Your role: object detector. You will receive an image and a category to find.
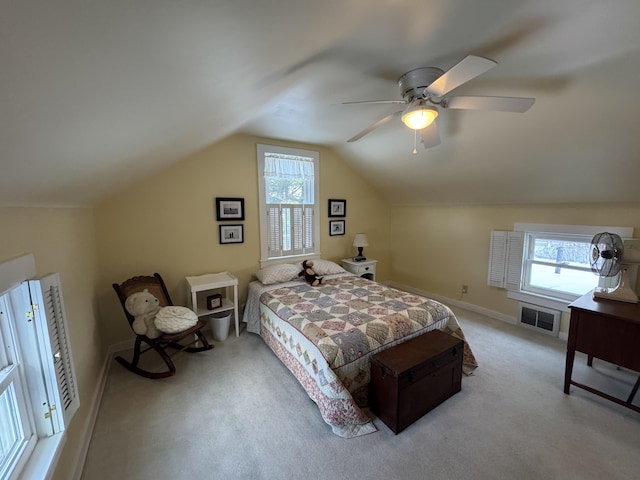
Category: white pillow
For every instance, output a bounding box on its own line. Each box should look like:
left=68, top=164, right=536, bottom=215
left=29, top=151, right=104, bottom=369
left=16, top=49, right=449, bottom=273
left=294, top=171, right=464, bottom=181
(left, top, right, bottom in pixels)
left=308, top=259, right=347, bottom=276
left=254, top=263, right=302, bottom=285
left=154, top=306, right=198, bottom=334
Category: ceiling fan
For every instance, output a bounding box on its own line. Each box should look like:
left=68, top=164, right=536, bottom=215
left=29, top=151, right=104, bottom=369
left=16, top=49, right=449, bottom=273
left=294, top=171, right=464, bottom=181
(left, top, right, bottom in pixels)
left=344, top=55, right=535, bottom=150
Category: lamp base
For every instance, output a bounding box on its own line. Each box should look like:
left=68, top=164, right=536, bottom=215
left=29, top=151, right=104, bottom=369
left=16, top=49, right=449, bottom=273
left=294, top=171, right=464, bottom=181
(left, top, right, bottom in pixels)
left=353, top=256, right=367, bottom=262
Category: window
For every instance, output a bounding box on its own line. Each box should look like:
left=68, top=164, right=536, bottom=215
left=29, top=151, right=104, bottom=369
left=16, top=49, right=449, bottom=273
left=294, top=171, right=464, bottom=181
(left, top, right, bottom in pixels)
left=0, top=256, right=78, bottom=480
left=489, top=224, right=634, bottom=304
left=257, top=144, right=320, bottom=263
left=0, top=294, right=37, bottom=480
left=522, top=232, right=599, bottom=300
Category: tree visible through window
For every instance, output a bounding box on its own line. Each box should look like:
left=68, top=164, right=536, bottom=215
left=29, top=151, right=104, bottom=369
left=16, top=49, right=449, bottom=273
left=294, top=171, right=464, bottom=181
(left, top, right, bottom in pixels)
left=257, top=144, right=319, bottom=261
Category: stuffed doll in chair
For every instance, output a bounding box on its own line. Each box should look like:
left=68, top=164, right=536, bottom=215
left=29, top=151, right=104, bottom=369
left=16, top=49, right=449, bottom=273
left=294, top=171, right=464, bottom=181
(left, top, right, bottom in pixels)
left=125, top=290, right=198, bottom=339
left=125, top=289, right=162, bottom=339
left=299, top=259, right=326, bottom=287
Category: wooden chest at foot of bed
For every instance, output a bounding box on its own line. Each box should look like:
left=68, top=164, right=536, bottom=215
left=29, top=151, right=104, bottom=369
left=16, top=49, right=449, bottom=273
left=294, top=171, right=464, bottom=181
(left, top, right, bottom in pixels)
left=369, top=329, right=463, bottom=434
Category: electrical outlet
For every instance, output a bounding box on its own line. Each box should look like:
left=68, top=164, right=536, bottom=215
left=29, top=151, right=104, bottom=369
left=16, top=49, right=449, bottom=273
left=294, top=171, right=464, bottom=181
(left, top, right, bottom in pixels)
left=461, top=284, right=468, bottom=294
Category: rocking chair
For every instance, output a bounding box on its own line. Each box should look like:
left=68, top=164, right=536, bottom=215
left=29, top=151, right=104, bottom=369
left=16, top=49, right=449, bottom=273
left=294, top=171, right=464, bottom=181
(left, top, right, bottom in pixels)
left=113, top=273, right=212, bottom=379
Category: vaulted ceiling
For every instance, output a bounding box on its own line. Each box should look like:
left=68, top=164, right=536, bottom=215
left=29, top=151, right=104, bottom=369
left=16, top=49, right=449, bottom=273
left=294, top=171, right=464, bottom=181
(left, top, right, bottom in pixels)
left=2, top=0, right=640, bottom=207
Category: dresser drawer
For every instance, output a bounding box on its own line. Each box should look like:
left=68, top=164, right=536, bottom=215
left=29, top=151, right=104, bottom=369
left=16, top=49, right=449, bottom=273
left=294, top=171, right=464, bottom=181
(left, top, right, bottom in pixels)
left=350, top=263, right=374, bottom=275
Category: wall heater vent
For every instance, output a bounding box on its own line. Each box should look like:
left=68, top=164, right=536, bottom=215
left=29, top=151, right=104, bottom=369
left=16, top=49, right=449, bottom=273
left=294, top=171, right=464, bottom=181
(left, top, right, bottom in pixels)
left=518, top=303, right=560, bottom=336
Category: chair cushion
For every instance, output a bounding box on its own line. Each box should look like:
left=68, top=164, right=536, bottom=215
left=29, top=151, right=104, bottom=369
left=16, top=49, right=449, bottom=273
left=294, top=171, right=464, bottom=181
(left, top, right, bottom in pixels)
left=155, top=306, right=198, bottom=334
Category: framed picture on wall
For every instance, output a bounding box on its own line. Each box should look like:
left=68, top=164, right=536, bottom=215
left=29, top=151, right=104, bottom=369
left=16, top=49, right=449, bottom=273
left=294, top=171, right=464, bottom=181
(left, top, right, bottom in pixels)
left=216, top=197, right=245, bottom=221
left=219, top=224, right=244, bottom=244
left=329, top=220, right=345, bottom=236
left=328, top=199, right=346, bottom=217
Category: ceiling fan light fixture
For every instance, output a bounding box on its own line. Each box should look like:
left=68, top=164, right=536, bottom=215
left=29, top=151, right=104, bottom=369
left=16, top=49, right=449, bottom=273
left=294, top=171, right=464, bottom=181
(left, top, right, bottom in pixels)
left=401, top=105, right=438, bottom=130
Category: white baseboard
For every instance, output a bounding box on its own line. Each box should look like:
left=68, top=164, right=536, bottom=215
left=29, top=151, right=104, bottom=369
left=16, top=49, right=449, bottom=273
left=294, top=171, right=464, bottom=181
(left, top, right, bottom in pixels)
left=71, top=342, right=132, bottom=480
left=109, top=338, right=135, bottom=354
left=385, top=281, right=570, bottom=342
left=385, top=281, right=518, bottom=325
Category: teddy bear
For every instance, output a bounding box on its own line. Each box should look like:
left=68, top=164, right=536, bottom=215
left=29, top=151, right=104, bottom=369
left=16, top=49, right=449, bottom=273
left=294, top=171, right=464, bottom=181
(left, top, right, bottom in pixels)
left=125, top=289, right=162, bottom=339
left=299, top=259, right=326, bottom=286
left=125, top=290, right=199, bottom=338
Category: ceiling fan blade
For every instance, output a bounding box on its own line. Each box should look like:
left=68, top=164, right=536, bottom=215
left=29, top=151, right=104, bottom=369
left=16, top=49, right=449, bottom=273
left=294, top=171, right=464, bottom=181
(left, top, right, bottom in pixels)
left=342, top=100, right=406, bottom=105
left=420, top=121, right=441, bottom=148
left=347, top=111, right=402, bottom=142
left=444, top=95, right=535, bottom=112
left=425, top=55, right=497, bottom=97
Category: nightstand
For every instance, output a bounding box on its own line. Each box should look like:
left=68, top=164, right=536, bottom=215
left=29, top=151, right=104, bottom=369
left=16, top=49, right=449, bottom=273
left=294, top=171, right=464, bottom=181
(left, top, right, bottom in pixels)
left=341, top=258, right=377, bottom=281
left=186, top=272, right=239, bottom=337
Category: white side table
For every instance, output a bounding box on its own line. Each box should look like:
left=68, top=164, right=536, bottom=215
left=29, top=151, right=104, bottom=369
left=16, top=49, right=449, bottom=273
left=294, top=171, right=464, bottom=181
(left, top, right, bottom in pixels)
left=186, top=272, right=239, bottom=337
left=341, top=258, right=378, bottom=281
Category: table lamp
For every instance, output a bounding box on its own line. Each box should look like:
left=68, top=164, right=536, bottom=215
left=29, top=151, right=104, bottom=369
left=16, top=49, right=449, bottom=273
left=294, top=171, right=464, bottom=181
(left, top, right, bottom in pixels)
left=353, top=233, right=369, bottom=262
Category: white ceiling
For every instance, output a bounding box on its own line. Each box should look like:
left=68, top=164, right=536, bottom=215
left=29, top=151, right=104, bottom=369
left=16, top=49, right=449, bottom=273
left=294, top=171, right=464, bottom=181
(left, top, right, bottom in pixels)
left=2, top=0, right=640, bottom=207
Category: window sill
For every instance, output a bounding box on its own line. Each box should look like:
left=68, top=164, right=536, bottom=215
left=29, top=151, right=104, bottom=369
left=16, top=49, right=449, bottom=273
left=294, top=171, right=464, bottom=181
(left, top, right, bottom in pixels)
left=259, top=253, right=320, bottom=269
left=507, top=290, right=574, bottom=312
left=17, top=433, right=65, bottom=480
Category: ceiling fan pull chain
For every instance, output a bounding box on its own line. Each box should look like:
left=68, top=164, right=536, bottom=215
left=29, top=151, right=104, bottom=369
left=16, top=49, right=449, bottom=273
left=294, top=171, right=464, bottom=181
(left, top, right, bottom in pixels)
left=413, top=129, right=418, bottom=155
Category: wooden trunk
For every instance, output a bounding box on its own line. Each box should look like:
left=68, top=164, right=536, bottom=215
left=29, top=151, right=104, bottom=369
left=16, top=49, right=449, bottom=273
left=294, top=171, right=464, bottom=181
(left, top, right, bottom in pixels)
left=369, top=329, right=463, bottom=434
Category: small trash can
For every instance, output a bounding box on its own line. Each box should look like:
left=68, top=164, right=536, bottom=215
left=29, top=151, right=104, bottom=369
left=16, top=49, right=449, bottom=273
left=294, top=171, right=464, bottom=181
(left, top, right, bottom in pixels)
left=209, top=311, right=231, bottom=341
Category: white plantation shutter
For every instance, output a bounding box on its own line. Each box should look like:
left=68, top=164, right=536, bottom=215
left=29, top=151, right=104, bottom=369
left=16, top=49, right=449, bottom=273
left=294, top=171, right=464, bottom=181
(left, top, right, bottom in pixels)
left=0, top=257, right=78, bottom=478
left=303, top=205, right=314, bottom=250
left=488, top=230, right=524, bottom=290
left=505, top=231, right=524, bottom=291
left=267, top=205, right=282, bottom=256
left=267, top=204, right=314, bottom=257
left=292, top=206, right=303, bottom=252
left=258, top=143, right=320, bottom=263
left=27, top=274, right=79, bottom=433
left=488, top=231, right=507, bottom=287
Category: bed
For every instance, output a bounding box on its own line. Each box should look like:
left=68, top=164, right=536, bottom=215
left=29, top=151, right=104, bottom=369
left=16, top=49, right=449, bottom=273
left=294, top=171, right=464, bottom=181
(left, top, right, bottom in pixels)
left=244, top=260, right=478, bottom=438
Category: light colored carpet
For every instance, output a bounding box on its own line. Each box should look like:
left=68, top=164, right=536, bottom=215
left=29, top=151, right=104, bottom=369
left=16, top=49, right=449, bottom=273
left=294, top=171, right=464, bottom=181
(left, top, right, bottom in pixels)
left=82, top=307, right=640, bottom=480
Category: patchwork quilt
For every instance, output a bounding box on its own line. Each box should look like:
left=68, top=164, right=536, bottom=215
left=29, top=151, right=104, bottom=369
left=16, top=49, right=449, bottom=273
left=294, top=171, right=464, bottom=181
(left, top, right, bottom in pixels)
left=258, top=275, right=478, bottom=438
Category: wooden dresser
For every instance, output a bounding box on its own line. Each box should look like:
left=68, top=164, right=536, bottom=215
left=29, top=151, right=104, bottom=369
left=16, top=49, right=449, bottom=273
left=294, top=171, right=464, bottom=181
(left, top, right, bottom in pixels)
left=565, top=292, right=640, bottom=412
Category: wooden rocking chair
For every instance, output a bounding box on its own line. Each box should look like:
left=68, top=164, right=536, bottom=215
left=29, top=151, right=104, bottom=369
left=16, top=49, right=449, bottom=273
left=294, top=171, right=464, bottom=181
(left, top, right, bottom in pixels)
left=113, top=273, right=213, bottom=379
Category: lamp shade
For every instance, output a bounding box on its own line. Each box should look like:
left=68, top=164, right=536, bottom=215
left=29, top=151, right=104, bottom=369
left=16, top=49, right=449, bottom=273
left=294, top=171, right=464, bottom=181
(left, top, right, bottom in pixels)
left=353, top=233, right=369, bottom=248
left=401, top=105, right=438, bottom=130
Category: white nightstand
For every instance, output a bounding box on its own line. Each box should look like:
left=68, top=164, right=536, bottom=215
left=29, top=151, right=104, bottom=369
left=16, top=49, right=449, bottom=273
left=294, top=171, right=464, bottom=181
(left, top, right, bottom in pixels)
left=186, top=272, right=239, bottom=337
left=341, top=258, right=378, bottom=281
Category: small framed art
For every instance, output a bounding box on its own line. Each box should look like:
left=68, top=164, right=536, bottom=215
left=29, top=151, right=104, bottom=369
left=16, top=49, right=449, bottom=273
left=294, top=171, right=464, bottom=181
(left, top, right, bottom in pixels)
left=329, top=220, right=345, bottom=236
left=328, top=199, right=346, bottom=217
left=219, top=224, right=244, bottom=244
left=216, top=197, right=245, bottom=221
left=206, top=293, right=222, bottom=310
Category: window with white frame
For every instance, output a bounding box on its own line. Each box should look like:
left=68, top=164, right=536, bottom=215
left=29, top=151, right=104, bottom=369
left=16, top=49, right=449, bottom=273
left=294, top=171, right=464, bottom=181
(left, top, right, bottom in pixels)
left=489, top=224, right=634, bottom=303
left=0, top=294, right=37, bottom=480
left=522, top=231, right=600, bottom=300
left=257, top=144, right=320, bottom=263
left=0, top=256, right=79, bottom=480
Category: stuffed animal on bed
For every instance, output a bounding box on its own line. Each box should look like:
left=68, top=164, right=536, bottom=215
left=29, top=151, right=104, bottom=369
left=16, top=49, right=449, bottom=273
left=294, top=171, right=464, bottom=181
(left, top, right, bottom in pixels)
left=299, top=259, right=326, bottom=286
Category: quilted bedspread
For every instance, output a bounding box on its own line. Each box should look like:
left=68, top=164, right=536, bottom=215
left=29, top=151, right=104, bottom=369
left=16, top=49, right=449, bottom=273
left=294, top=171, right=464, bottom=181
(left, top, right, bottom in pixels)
left=258, top=275, right=478, bottom=437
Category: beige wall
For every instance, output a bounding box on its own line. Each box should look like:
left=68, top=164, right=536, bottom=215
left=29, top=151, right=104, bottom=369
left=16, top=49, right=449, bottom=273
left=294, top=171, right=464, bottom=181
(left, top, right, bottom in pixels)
left=390, top=203, right=640, bottom=332
left=94, top=133, right=391, bottom=346
left=9, top=135, right=636, bottom=478
left=0, top=207, right=103, bottom=480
